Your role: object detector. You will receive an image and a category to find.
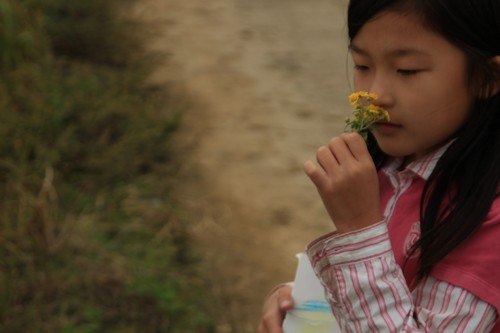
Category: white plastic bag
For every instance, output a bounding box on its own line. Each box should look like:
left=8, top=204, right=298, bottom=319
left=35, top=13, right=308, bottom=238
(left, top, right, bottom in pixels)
left=283, top=253, right=341, bottom=333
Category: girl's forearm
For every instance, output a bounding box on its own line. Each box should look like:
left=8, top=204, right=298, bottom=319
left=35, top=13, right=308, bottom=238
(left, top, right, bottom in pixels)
left=306, top=223, right=497, bottom=332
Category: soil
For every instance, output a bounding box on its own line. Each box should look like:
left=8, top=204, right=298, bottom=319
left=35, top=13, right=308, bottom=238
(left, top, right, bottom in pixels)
left=134, top=1, right=350, bottom=331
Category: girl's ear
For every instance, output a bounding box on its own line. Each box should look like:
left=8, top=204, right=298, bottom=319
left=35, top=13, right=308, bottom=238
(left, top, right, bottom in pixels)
left=479, top=56, right=500, bottom=99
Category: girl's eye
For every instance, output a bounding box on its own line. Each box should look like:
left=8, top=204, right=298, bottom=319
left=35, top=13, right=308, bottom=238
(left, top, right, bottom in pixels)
left=397, top=69, right=421, bottom=76
left=354, top=65, right=369, bottom=71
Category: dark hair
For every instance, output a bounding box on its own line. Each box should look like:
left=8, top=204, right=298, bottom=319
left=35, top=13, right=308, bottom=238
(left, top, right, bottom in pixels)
left=348, top=0, right=500, bottom=280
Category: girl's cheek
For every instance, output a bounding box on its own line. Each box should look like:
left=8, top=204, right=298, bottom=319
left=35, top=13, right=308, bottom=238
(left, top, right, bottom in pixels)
left=352, top=77, right=362, bottom=90
left=355, top=84, right=369, bottom=91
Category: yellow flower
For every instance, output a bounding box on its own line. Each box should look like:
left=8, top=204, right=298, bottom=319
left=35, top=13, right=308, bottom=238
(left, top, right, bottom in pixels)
left=349, top=91, right=378, bottom=104
left=348, top=92, right=359, bottom=106
left=344, top=91, right=390, bottom=139
left=359, top=91, right=378, bottom=100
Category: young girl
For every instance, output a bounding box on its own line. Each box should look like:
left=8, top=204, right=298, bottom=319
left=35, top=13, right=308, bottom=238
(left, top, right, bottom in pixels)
left=259, top=0, right=500, bottom=332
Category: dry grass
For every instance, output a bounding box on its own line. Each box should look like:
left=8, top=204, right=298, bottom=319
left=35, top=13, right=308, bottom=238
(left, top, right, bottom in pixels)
left=0, top=0, right=214, bottom=331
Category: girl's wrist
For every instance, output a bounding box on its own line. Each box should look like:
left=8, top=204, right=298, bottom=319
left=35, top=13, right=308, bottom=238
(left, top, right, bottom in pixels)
left=333, top=211, right=383, bottom=234
left=335, top=217, right=385, bottom=235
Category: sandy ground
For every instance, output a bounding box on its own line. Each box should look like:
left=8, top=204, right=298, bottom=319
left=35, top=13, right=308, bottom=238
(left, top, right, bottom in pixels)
left=135, top=0, right=350, bottom=331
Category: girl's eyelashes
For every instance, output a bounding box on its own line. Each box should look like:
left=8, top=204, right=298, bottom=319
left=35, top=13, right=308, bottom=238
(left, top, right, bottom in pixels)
left=353, top=65, right=425, bottom=75
left=354, top=64, right=369, bottom=71
left=397, top=69, right=423, bottom=76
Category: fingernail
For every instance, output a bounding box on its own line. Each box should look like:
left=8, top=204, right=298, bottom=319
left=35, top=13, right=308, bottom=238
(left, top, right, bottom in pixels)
left=280, top=300, right=291, bottom=308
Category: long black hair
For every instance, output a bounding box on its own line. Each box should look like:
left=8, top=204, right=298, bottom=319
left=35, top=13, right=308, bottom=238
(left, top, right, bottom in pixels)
left=347, top=0, right=500, bottom=280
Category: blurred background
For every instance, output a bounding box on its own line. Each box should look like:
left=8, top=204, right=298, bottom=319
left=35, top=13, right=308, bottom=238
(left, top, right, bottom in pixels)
left=0, top=0, right=349, bottom=332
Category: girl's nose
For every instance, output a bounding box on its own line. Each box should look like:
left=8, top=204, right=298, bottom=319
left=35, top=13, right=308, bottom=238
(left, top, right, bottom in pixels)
left=369, top=76, right=394, bottom=108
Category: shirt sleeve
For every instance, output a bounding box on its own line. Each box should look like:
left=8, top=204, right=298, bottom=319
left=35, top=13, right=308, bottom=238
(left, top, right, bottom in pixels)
left=306, top=222, right=498, bottom=332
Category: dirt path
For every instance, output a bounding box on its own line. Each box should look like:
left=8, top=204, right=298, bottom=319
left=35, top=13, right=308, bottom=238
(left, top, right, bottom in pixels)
left=135, top=1, right=349, bottom=331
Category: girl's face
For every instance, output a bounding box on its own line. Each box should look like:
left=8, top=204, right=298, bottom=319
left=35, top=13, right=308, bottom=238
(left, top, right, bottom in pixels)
left=351, top=11, right=475, bottom=162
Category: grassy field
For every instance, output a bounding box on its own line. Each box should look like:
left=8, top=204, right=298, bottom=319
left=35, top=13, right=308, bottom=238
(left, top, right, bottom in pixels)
left=0, top=0, right=214, bottom=331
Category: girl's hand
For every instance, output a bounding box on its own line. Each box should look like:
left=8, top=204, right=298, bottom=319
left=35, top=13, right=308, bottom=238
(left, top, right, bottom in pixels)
left=258, top=283, right=293, bottom=333
left=304, top=132, right=382, bottom=233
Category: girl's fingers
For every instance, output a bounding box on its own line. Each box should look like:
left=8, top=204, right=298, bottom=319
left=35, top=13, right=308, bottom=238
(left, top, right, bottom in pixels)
left=316, top=146, right=339, bottom=173
left=305, top=136, right=357, bottom=188
left=304, top=160, right=328, bottom=189
left=258, top=311, right=284, bottom=333
left=328, top=136, right=352, bottom=166
left=277, top=284, right=294, bottom=311
left=258, top=284, right=293, bottom=333
left=305, top=133, right=374, bottom=192
left=341, top=132, right=371, bottom=162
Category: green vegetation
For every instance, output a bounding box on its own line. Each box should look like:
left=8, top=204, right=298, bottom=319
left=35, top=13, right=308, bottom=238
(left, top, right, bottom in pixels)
left=0, top=0, right=214, bottom=331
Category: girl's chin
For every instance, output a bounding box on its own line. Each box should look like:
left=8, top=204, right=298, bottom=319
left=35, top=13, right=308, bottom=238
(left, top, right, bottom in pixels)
left=373, top=138, right=412, bottom=159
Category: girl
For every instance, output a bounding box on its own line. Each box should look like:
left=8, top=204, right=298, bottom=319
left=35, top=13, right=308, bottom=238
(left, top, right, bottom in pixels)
left=258, top=0, right=500, bottom=332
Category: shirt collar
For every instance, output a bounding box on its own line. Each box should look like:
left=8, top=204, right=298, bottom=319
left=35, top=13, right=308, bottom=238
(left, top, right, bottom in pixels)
left=381, top=141, right=454, bottom=181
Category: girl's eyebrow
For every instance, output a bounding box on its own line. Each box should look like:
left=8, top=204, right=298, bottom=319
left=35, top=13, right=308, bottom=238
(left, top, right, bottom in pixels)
left=349, top=43, right=432, bottom=58
left=349, top=43, right=369, bottom=55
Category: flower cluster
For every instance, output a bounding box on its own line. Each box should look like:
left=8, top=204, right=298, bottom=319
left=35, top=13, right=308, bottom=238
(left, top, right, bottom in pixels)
left=345, top=91, right=390, bottom=140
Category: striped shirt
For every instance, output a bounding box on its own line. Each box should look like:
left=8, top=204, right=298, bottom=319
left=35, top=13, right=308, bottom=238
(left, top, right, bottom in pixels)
left=306, top=144, right=500, bottom=332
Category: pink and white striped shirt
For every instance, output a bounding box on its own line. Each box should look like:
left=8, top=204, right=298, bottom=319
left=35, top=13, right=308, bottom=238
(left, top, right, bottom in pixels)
left=307, top=144, right=500, bottom=332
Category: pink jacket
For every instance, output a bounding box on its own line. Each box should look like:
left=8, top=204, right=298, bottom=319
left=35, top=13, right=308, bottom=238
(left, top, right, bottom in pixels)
left=307, top=144, right=500, bottom=332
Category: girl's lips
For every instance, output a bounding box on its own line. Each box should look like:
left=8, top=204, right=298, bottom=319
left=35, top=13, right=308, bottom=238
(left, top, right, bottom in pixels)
left=374, top=122, right=402, bottom=134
